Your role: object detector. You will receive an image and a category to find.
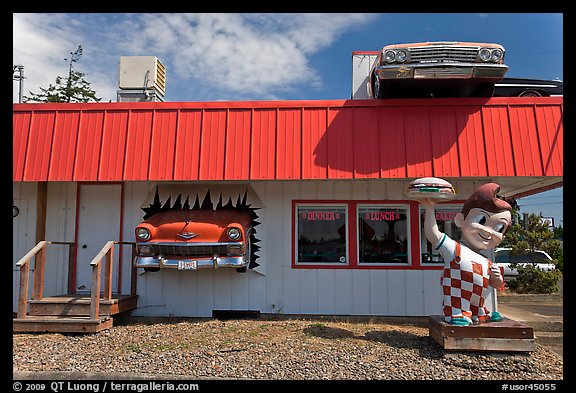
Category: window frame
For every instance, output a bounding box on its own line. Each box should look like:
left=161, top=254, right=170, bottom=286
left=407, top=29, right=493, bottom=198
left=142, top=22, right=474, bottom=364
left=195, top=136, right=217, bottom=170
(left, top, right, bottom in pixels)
left=356, top=203, right=411, bottom=267
left=293, top=202, right=350, bottom=267
left=292, top=200, right=422, bottom=270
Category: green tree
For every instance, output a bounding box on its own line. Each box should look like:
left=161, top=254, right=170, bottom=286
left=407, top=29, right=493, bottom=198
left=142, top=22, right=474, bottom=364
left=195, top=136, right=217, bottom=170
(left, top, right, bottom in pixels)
left=501, top=207, right=562, bottom=293
left=24, top=45, right=101, bottom=103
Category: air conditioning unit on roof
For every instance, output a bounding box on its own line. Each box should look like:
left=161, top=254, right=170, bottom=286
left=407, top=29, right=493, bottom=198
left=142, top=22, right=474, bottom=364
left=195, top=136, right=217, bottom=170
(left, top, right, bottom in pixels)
left=118, top=56, right=166, bottom=99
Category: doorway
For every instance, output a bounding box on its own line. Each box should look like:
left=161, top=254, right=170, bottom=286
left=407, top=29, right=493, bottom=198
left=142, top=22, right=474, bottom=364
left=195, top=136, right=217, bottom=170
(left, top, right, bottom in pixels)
left=75, top=184, right=122, bottom=294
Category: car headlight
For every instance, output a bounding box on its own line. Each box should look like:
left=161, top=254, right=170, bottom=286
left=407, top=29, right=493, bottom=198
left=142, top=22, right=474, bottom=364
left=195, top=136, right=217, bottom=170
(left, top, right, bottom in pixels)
left=385, top=50, right=396, bottom=63
left=136, top=227, right=151, bottom=241
left=227, top=227, right=242, bottom=241
left=490, top=48, right=503, bottom=62
left=479, top=48, right=492, bottom=62
left=396, top=50, right=407, bottom=63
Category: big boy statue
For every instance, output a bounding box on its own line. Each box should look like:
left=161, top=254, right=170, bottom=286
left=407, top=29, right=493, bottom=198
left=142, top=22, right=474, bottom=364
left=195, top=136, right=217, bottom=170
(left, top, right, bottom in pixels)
left=420, top=182, right=513, bottom=326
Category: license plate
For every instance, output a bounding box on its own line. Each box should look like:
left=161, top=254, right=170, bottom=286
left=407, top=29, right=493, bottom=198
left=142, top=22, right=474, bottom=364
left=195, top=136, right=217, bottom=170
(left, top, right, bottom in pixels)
left=178, top=260, right=197, bottom=270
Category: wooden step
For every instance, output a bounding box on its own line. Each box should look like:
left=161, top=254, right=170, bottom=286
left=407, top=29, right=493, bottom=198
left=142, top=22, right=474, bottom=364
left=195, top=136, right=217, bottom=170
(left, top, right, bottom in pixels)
left=28, top=294, right=138, bottom=317
left=13, top=316, right=113, bottom=334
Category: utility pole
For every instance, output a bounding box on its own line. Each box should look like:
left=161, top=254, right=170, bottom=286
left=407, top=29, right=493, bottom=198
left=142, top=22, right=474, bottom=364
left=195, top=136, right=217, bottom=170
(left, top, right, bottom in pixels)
left=13, top=65, right=25, bottom=103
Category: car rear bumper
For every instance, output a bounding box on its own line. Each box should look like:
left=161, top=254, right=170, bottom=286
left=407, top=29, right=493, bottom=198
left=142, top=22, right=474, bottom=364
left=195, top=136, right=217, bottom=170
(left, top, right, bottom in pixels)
left=376, top=63, right=508, bottom=81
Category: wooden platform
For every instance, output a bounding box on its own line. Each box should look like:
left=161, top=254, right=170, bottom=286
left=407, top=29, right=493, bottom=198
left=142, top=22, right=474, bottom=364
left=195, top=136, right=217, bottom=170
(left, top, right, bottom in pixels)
left=28, top=294, right=138, bottom=317
left=13, top=294, right=137, bottom=334
left=13, top=316, right=113, bottom=333
left=428, top=315, right=535, bottom=352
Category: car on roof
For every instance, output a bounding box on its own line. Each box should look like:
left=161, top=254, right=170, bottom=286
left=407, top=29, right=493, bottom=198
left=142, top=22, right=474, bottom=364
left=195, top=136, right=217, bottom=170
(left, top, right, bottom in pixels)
left=368, top=41, right=508, bottom=99
left=494, top=247, right=556, bottom=281
left=134, top=209, right=253, bottom=273
left=494, top=77, right=563, bottom=97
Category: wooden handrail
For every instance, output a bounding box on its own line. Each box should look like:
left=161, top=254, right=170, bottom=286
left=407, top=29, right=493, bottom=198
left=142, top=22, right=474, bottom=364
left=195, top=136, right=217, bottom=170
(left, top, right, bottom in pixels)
left=16, top=240, right=136, bottom=322
left=89, top=241, right=137, bottom=320
left=16, top=241, right=74, bottom=319
left=16, top=241, right=48, bottom=267
left=89, top=240, right=115, bottom=320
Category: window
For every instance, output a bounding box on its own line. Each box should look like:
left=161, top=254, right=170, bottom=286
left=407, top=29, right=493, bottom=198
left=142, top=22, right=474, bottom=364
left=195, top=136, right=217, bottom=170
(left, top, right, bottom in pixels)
left=293, top=201, right=415, bottom=268
left=296, top=205, right=348, bottom=264
left=420, top=205, right=462, bottom=264
left=358, top=206, right=409, bottom=264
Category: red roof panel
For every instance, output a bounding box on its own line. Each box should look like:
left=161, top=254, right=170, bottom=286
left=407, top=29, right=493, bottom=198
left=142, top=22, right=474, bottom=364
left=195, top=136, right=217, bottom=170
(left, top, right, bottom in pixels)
left=149, top=110, right=178, bottom=181
left=48, top=111, right=80, bottom=181
left=24, top=111, right=55, bottom=181
left=276, top=108, right=302, bottom=180
left=12, top=98, right=563, bottom=182
left=13, top=111, right=32, bottom=181
left=535, top=105, right=563, bottom=176
left=99, top=110, right=129, bottom=181
left=123, top=110, right=153, bottom=181
left=251, top=109, right=277, bottom=180
left=327, top=107, right=354, bottom=179
left=173, top=110, right=202, bottom=180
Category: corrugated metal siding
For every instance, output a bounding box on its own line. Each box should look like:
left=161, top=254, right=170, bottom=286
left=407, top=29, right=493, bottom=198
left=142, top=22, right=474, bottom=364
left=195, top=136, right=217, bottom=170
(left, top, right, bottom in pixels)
left=13, top=98, right=563, bottom=182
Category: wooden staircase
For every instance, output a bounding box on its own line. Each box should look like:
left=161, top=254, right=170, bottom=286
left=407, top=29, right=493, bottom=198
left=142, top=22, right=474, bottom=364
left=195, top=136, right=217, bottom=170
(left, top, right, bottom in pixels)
left=13, top=241, right=138, bottom=334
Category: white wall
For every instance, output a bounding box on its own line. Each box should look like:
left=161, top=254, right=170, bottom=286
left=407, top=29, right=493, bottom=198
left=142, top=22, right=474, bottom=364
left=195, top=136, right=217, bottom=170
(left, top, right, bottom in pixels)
left=351, top=53, right=378, bottom=100
left=127, top=180, right=445, bottom=318
left=12, top=182, right=77, bottom=312
left=13, top=183, right=38, bottom=311
left=14, top=179, right=498, bottom=317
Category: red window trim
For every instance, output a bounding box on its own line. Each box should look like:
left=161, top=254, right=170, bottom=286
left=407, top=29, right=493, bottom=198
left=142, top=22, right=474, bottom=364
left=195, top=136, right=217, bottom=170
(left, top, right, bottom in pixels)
left=292, top=199, right=422, bottom=270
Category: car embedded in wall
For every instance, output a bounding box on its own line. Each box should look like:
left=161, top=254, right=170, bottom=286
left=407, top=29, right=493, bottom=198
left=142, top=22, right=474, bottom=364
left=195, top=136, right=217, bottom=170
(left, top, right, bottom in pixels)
left=493, top=77, right=563, bottom=97
left=369, top=41, right=509, bottom=99
left=134, top=208, right=253, bottom=273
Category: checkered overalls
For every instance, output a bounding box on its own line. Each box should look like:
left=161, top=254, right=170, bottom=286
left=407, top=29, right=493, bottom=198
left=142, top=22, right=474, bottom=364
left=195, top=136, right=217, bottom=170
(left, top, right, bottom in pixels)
left=441, top=240, right=494, bottom=323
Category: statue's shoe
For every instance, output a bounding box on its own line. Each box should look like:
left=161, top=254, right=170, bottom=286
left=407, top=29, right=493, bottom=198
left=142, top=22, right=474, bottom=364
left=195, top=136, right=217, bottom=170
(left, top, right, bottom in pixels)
left=490, top=311, right=503, bottom=322
left=449, top=317, right=472, bottom=326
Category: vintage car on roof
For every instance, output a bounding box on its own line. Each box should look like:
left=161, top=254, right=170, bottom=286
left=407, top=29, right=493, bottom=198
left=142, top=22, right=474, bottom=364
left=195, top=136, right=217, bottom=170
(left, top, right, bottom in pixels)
left=494, top=77, right=563, bottom=97
left=134, top=208, right=252, bottom=273
left=369, top=41, right=509, bottom=99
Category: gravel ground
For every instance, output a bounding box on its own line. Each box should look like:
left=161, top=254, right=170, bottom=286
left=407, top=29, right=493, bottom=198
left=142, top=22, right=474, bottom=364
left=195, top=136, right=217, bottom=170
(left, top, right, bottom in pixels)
left=13, top=317, right=563, bottom=380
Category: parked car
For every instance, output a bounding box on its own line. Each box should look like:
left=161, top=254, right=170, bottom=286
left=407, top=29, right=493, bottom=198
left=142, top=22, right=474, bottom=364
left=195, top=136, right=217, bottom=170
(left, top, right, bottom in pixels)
left=134, top=208, right=253, bottom=273
left=494, top=247, right=556, bottom=281
left=369, top=41, right=508, bottom=99
left=494, top=77, right=563, bottom=97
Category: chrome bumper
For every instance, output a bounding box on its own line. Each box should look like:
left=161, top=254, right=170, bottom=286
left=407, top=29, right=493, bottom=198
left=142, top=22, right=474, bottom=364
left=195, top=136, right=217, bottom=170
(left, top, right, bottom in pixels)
left=134, top=255, right=249, bottom=269
left=133, top=241, right=249, bottom=270
left=376, top=63, right=509, bottom=80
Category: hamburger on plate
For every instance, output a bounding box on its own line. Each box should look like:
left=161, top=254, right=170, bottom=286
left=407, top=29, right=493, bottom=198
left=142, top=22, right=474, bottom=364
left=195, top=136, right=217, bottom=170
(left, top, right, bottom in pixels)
left=405, top=177, right=457, bottom=200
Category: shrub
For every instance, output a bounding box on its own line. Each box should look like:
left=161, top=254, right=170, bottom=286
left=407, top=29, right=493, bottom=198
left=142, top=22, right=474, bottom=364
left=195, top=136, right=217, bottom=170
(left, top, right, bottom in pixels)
left=506, top=263, right=562, bottom=294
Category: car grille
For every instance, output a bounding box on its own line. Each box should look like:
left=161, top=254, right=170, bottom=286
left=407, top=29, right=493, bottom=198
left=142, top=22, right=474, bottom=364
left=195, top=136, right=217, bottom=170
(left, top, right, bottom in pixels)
left=139, top=243, right=229, bottom=257
left=409, top=46, right=479, bottom=63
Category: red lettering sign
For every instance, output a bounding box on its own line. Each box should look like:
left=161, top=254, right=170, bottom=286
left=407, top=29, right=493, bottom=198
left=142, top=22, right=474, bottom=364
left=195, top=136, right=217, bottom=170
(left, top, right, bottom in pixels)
left=364, top=211, right=401, bottom=221
left=302, top=211, right=341, bottom=221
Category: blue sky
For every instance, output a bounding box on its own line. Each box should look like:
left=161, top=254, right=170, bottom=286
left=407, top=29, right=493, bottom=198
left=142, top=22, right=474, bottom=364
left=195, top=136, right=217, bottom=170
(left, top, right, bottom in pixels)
left=12, top=13, right=563, bottom=226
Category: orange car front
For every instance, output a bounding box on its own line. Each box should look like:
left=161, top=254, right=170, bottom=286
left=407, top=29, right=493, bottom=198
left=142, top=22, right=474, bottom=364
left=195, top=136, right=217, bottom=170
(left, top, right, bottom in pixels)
left=134, top=209, right=252, bottom=272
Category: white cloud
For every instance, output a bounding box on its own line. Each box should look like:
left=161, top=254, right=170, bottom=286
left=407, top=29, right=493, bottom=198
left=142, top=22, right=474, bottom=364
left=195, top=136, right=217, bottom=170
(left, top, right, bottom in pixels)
left=13, top=13, right=378, bottom=102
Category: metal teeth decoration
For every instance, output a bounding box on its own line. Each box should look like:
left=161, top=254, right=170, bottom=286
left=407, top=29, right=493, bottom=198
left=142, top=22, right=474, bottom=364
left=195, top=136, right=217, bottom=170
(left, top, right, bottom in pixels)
left=141, top=187, right=261, bottom=270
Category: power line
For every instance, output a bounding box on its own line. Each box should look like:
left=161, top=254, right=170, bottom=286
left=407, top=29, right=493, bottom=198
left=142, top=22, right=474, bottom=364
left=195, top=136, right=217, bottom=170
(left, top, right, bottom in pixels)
left=518, top=202, right=563, bottom=206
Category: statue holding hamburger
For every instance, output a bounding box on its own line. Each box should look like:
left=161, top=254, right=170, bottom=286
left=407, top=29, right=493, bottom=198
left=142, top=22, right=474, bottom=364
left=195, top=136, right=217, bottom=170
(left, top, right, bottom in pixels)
left=409, top=178, right=513, bottom=326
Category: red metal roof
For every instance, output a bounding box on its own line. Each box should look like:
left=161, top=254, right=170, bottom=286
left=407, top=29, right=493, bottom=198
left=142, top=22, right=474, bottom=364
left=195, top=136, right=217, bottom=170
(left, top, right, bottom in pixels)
left=13, top=97, right=563, bottom=182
